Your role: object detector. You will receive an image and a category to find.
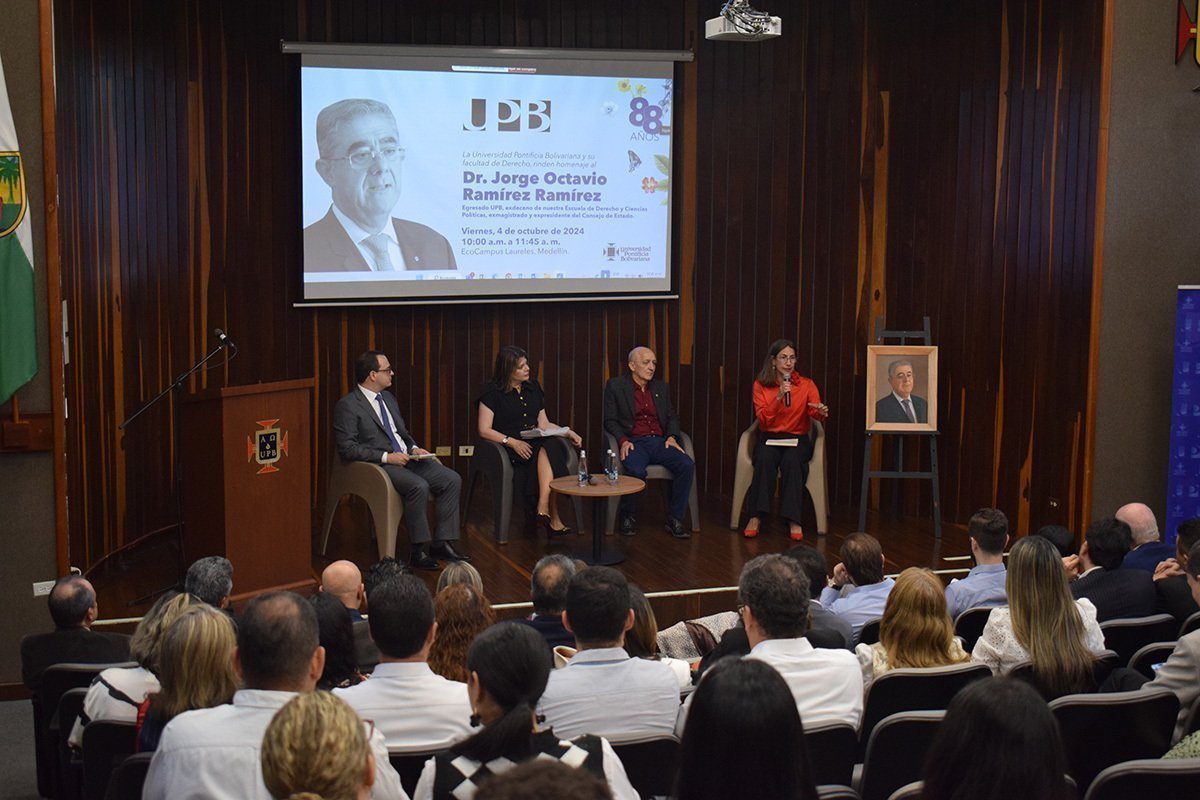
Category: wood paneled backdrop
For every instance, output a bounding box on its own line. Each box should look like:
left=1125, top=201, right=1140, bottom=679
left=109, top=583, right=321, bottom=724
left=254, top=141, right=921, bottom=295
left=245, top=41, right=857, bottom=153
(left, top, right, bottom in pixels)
left=52, top=0, right=1105, bottom=569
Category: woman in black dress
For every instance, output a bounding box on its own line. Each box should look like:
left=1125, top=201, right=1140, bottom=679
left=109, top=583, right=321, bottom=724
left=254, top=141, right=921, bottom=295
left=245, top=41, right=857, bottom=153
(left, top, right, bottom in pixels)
left=477, top=345, right=582, bottom=535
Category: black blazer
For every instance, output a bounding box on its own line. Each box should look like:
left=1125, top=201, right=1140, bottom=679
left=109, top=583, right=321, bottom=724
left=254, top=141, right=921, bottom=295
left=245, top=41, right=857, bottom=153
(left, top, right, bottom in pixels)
left=875, top=393, right=929, bottom=424
left=1069, top=567, right=1158, bottom=622
left=602, top=374, right=681, bottom=442
left=333, top=388, right=419, bottom=464
left=20, top=628, right=131, bottom=690
left=1156, top=574, right=1200, bottom=624
left=303, top=209, right=457, bottom=271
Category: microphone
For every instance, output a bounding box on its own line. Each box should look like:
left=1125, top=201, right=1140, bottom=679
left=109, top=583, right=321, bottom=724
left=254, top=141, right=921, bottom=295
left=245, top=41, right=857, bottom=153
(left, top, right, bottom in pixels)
left=214, top=328, right=237, bottom=353
left=781, top=371, right=792, bottom=407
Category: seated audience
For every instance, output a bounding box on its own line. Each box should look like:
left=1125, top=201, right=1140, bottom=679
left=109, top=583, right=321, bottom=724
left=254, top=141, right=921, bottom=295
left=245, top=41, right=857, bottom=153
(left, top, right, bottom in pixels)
left=676, top=658, right=819, bottom=800
left=818, top=532, right=895, bottom=641
left=138, top=604, right=238, bottom=752
left=1118, top=502, right=1175, bottom=572
left=312, top=591, right=365, bottom=690
left=538, top=566, right=679, bottom=741
left=920, top=677, right=1070, bottom=800
left=334, top=574, right=472, bottom=752
left=322, top=560, right=366, bottom=620
left=624, top=584, right=692, bottom=689
left=514, top=554, right=577, bottom=649
left=945, top=507, right=1009, bottom=619
left=682, top=554, right=863, bottom=734
left=1033, top=524, right=1077, bottom=558
left=261, top=691, right=376, bottom=800
left=1153, top=517, right=1200, bottom=623
left=1142, top=539, right=1200, bottom=743
left=473, top=760, right=613, bottom=800
left=429, top=583, right=495, bottom=682
left=784, top=545, right=853, bottom=649
left=972, top=536, right=1106, bottom=697
left=364, top=555, right=408, bottom=592
left=437, top=561, right=484, bottom=595
left=358, top=556, right=408, bottom=672
left=856, top=567, right=969, bottom=685
left=143, top=591, right=402, bottom=799
left=1069, top=516, right=1157, bottom=621
left=413, top=624, right=636, bottom=800
left=185, top=556, right=234, bottom=609
left=70, top=591, right=197, bottom=746
left=20, top=574, right=130, bottom=691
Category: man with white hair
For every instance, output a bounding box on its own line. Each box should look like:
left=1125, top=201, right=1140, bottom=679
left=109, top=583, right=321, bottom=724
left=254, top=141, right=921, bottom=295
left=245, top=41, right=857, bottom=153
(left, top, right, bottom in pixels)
left=1118, top=502, right=1176, bottom=573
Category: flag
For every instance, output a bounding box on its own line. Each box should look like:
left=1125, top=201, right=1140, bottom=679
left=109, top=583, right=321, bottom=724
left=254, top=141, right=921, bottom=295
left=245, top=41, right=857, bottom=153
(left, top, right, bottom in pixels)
left=0, top=53, right=37, bottom=405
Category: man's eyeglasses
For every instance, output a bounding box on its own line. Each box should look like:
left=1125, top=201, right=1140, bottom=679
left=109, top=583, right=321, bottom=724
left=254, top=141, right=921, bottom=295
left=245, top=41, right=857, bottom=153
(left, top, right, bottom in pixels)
left=373, top=367, right=395, bottom=375
left=326, top=146, right=405, bottom=168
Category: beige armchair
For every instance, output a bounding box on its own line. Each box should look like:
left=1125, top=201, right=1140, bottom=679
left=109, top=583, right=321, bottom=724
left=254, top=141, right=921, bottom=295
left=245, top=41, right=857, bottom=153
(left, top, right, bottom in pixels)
left=729, top=419, right=828, bottom=535
left=320, top=458, right=406, bottom=560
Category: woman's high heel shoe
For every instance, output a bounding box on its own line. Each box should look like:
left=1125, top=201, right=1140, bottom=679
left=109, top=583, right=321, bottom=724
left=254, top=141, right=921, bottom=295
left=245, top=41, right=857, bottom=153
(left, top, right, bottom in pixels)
left=536, top=514, right=572, bottom=538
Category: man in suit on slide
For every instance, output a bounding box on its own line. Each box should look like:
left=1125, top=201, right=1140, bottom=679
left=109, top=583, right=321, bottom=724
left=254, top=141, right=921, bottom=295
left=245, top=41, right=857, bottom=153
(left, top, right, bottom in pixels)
left=333, top=350, right=467, bottom=570
left=874, top=358, right=928, bottom=424
left=304, top=98, right=456, bottom=272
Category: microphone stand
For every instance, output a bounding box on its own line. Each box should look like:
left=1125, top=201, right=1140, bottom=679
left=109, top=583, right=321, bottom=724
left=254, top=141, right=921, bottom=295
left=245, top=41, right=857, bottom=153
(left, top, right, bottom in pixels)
left=120, top=340, right=235, bottom=594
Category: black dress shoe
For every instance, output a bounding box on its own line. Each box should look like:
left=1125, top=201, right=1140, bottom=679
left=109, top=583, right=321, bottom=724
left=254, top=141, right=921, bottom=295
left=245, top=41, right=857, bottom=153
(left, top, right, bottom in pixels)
left=665, top=517, right=691, bottom=539
left=431, top=542, right=471, bottom=562
left=409, top=550, right=440, bottom=570
left=619, top=514, right=637, bottom=536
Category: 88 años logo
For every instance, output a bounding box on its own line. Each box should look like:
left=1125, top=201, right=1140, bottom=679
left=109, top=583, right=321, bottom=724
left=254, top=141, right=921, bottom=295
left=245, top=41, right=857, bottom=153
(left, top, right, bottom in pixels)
left=464, top=99, right=552, bottom=132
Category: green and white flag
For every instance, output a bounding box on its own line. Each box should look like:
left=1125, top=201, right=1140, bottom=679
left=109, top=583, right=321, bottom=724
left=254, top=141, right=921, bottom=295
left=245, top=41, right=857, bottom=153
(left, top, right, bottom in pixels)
left=0, top=53, right=37, bottom=404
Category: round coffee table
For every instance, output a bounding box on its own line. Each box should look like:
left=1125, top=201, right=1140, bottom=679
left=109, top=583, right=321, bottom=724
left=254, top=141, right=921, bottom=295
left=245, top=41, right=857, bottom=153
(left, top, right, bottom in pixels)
left=549, top=475, right=645, bottom=565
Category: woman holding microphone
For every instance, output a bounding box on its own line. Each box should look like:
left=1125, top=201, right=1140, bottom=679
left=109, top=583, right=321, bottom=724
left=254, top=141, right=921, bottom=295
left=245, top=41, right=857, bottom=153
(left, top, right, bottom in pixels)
left=743, top=339, right=828, bottom=540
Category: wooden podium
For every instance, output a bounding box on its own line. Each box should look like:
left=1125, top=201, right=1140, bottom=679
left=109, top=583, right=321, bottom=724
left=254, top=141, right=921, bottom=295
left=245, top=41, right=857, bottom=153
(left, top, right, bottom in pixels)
left=180, top=379, right=314, bottom=594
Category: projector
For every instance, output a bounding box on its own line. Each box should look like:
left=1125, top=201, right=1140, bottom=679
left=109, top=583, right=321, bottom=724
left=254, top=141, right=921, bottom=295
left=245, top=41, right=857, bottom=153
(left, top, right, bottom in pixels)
left=705, top=2, right=781, bottom=42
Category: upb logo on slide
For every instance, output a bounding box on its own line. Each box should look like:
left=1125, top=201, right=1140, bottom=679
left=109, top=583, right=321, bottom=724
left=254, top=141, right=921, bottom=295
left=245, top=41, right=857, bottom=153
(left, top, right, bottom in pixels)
left=464, top=99, right=552, bottom=132
left=0, top=153, right=27, bottom=237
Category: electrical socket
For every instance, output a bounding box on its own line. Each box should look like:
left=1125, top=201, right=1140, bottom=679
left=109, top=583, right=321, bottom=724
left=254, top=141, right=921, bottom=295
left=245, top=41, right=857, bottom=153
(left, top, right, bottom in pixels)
left=32, top=580, right=54, bottom=597
left=458, top=445, right=475, bottom=457
left=435, top=446, right=451, bottom=457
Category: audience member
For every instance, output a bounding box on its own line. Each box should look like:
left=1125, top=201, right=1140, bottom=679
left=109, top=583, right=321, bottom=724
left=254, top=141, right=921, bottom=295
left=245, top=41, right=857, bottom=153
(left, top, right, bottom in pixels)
left=1033, top=524, right=1077, bottom=566
left=358, top=556, right=407, bottom=672
left=436, top=561, right=484, bottom=595
left=412, top=624, right=636, bottom=800
left=185, top=556, right=234, bottom=609
left=514, top=554, right=577, bottom=649
left=473, top=760, right=613, bottom=800
left=143, top=591, right=401, bottom=799
left=818, top=532, right=895, bottom=641
left=683, top=554, right=862, bottom=735
left=312, top=591, right=365, bottom=690
left=1069, top=516, right=1157, bottom=621
left=972, top=536, right=1106, bottom=697
left=945, top=508, right=1009, bottom=619
left=20, top=574, right=130, bottom=691
left=1152, top=517, right=1200, bottom=623
left=624, top=584, right=692, bottom=688
left=783, top=545, right=853, bottom=649
left=429, top=583, right=495, bottom=683
left=676, top=658, right=819, bottom=800
left=335, top=574, right=472, bottom=752
left=138, top=604, right=238, bottom=752
left=856, top=567, right=969, bottom=686
left=322, top=560, right=366, bottom=620
left=70, top=591, right=197, bottom=747
left=1142, top=539, right=1200, bottom=743
left=538, top=566, right=679, bottom=741
left=261, top=691, right=375, bottom=800
left=920, top=677, right=1070, bottom=800
left=364, top=556, right=408, bottom=596
left=1117, top=502, right=1175, bottom=572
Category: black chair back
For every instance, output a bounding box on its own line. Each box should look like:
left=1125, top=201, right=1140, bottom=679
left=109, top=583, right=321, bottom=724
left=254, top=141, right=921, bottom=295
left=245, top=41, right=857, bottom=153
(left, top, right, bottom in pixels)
left=388, top=753, right=434, bottom=799
left=1180, top=610, right=1200, bottom=638
left=81, top=721, right=137, bottom=800
left=610, top=736, right=680, bottom=799
left=34, top=663, right=130, bottom=799
left=858, top=711, right=944, bottom=800
left=1100, top=614, right=1178, bottom=666
left=858, top=662, right=990, bottom=754
left=1049, top=687, right=1180, bottom=790
left=56, top=687, right=89, bottom=800
left=1127, top=641, right=1178, bottom=680
left=1010, top=650, right=1121, bottom=701
left=858, top=618, right=882, bottom=646
left=105, top=751, right=152, bottom=800
left=804, top=722, right=857, bottom=788
left=952, top=606, right=996, bottom=652
left=1082, top=756, right=1200, bottom=800
left=816, top=786, right=862, bottom=799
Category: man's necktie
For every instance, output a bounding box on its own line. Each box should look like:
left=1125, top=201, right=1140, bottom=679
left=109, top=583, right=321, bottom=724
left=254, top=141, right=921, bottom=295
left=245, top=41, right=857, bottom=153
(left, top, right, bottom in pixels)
left=363, top=233, right=396, bottom=271
left=376, top=395, right=405, bottom=453
left=902, top=398, right=917, bottom=424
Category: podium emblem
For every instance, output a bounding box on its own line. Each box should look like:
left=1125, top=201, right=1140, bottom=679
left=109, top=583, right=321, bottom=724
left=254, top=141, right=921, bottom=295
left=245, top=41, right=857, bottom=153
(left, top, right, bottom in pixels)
left=247, top=418, right=290, bottom=474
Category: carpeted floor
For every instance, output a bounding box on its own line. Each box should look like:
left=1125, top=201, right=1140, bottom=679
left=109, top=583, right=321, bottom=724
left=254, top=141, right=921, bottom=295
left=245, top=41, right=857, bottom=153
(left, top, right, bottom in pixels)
left=0, top=699, right=41, bottom=799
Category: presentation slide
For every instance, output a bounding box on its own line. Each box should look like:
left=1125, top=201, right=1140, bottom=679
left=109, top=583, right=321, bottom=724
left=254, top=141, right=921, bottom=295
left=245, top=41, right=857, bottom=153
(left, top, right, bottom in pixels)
left=296, top=48, right=683, bottom=304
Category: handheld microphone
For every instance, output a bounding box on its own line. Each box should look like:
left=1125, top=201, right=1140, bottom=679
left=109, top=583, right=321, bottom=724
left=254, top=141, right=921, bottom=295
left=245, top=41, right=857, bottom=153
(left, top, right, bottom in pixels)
left=781, top=371, right=792, bottom=407
left=214, top=328, right=237, bottom=353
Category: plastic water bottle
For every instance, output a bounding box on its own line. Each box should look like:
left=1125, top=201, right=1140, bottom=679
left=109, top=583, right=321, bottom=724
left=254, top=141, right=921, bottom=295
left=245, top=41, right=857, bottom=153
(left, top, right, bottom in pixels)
left=605, top=450, right=619, bottom=484
left=577, top=450, right=589, bottom=486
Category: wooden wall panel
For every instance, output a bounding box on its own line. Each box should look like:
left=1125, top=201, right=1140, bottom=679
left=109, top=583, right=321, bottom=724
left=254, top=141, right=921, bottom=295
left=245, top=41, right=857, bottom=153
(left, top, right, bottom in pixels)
left=53, top=0, right=1105, bottom=568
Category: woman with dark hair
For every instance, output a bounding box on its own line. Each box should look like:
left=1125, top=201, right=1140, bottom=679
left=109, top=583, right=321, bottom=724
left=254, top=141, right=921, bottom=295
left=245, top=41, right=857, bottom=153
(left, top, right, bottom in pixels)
left=921, top=676, right=1070, bottom=800
left=676, top=657, right=819, bottom=800
left=624, top=584, right=692, bottom=688
left=477, top=345, right=583, bottom=536
left=412, top=624, right=637, bottom=800
left=428, top=583, right=496, bottom=683
left=742, top=339, right=829, bottom=541
left=312, top=592, right=365, bottom=690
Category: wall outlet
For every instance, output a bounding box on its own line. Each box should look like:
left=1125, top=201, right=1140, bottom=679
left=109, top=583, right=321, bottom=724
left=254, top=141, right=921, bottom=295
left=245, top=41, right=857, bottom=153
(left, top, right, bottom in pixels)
left=458, top=445, right=475, bottom=457
left=33, top=580, right=54, bottom=597
left=435, top=446, right=452, bottom=457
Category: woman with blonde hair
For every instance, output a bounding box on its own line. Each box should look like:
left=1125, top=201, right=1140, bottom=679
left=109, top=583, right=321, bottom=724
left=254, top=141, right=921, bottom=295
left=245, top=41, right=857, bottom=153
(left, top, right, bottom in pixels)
left=137, top=603, right=238, bottom=751
left=436, top=561, right=484, bottom=595
left=856, top=567, right=969, bottom=684
left=971, top=535, right=1106, bottom=697
left=261, top=691, right=374, bottom=800
left=428, top=583, right=496, bottom=682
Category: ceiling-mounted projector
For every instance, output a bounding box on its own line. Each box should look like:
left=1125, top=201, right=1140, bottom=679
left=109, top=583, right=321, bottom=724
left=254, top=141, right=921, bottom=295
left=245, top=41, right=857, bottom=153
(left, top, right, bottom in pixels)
left=705, top=0, right=781, bottom=42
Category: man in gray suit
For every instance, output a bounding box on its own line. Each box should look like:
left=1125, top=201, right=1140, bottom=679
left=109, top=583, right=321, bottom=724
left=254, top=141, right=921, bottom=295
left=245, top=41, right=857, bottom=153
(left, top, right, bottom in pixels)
left=874, top=358, right=928, bottom=424
left=333, top=350, right=466, bottom=570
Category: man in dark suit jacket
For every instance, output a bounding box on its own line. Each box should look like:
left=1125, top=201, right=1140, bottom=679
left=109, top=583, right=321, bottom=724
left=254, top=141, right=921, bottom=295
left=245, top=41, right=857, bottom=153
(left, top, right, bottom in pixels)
left=304, top=98, right=456, bottom=273
left=1117, top=502, right=1176, bottom=572
left=20, top=576, right=130, bottom=691
left=333, top=350, right=466, bottom=570
left=602, top=346, right=695, bottom=539
left=1153, top=517, right=1200, bottom=624
left=874, top=358, right=928, bottom=423
left=1070, top=516, right=1157, bottom=622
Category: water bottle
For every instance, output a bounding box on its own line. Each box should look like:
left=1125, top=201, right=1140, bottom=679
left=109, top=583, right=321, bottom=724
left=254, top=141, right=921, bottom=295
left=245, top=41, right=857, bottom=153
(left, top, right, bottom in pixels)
left=577, top=449, right=589, bottom=486
left=605, top=449, right=619, bottom=484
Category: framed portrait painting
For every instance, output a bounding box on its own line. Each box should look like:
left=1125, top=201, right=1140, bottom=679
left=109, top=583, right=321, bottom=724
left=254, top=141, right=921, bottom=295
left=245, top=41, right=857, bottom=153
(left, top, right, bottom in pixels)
left=866, top=345, right=938, bottom=432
